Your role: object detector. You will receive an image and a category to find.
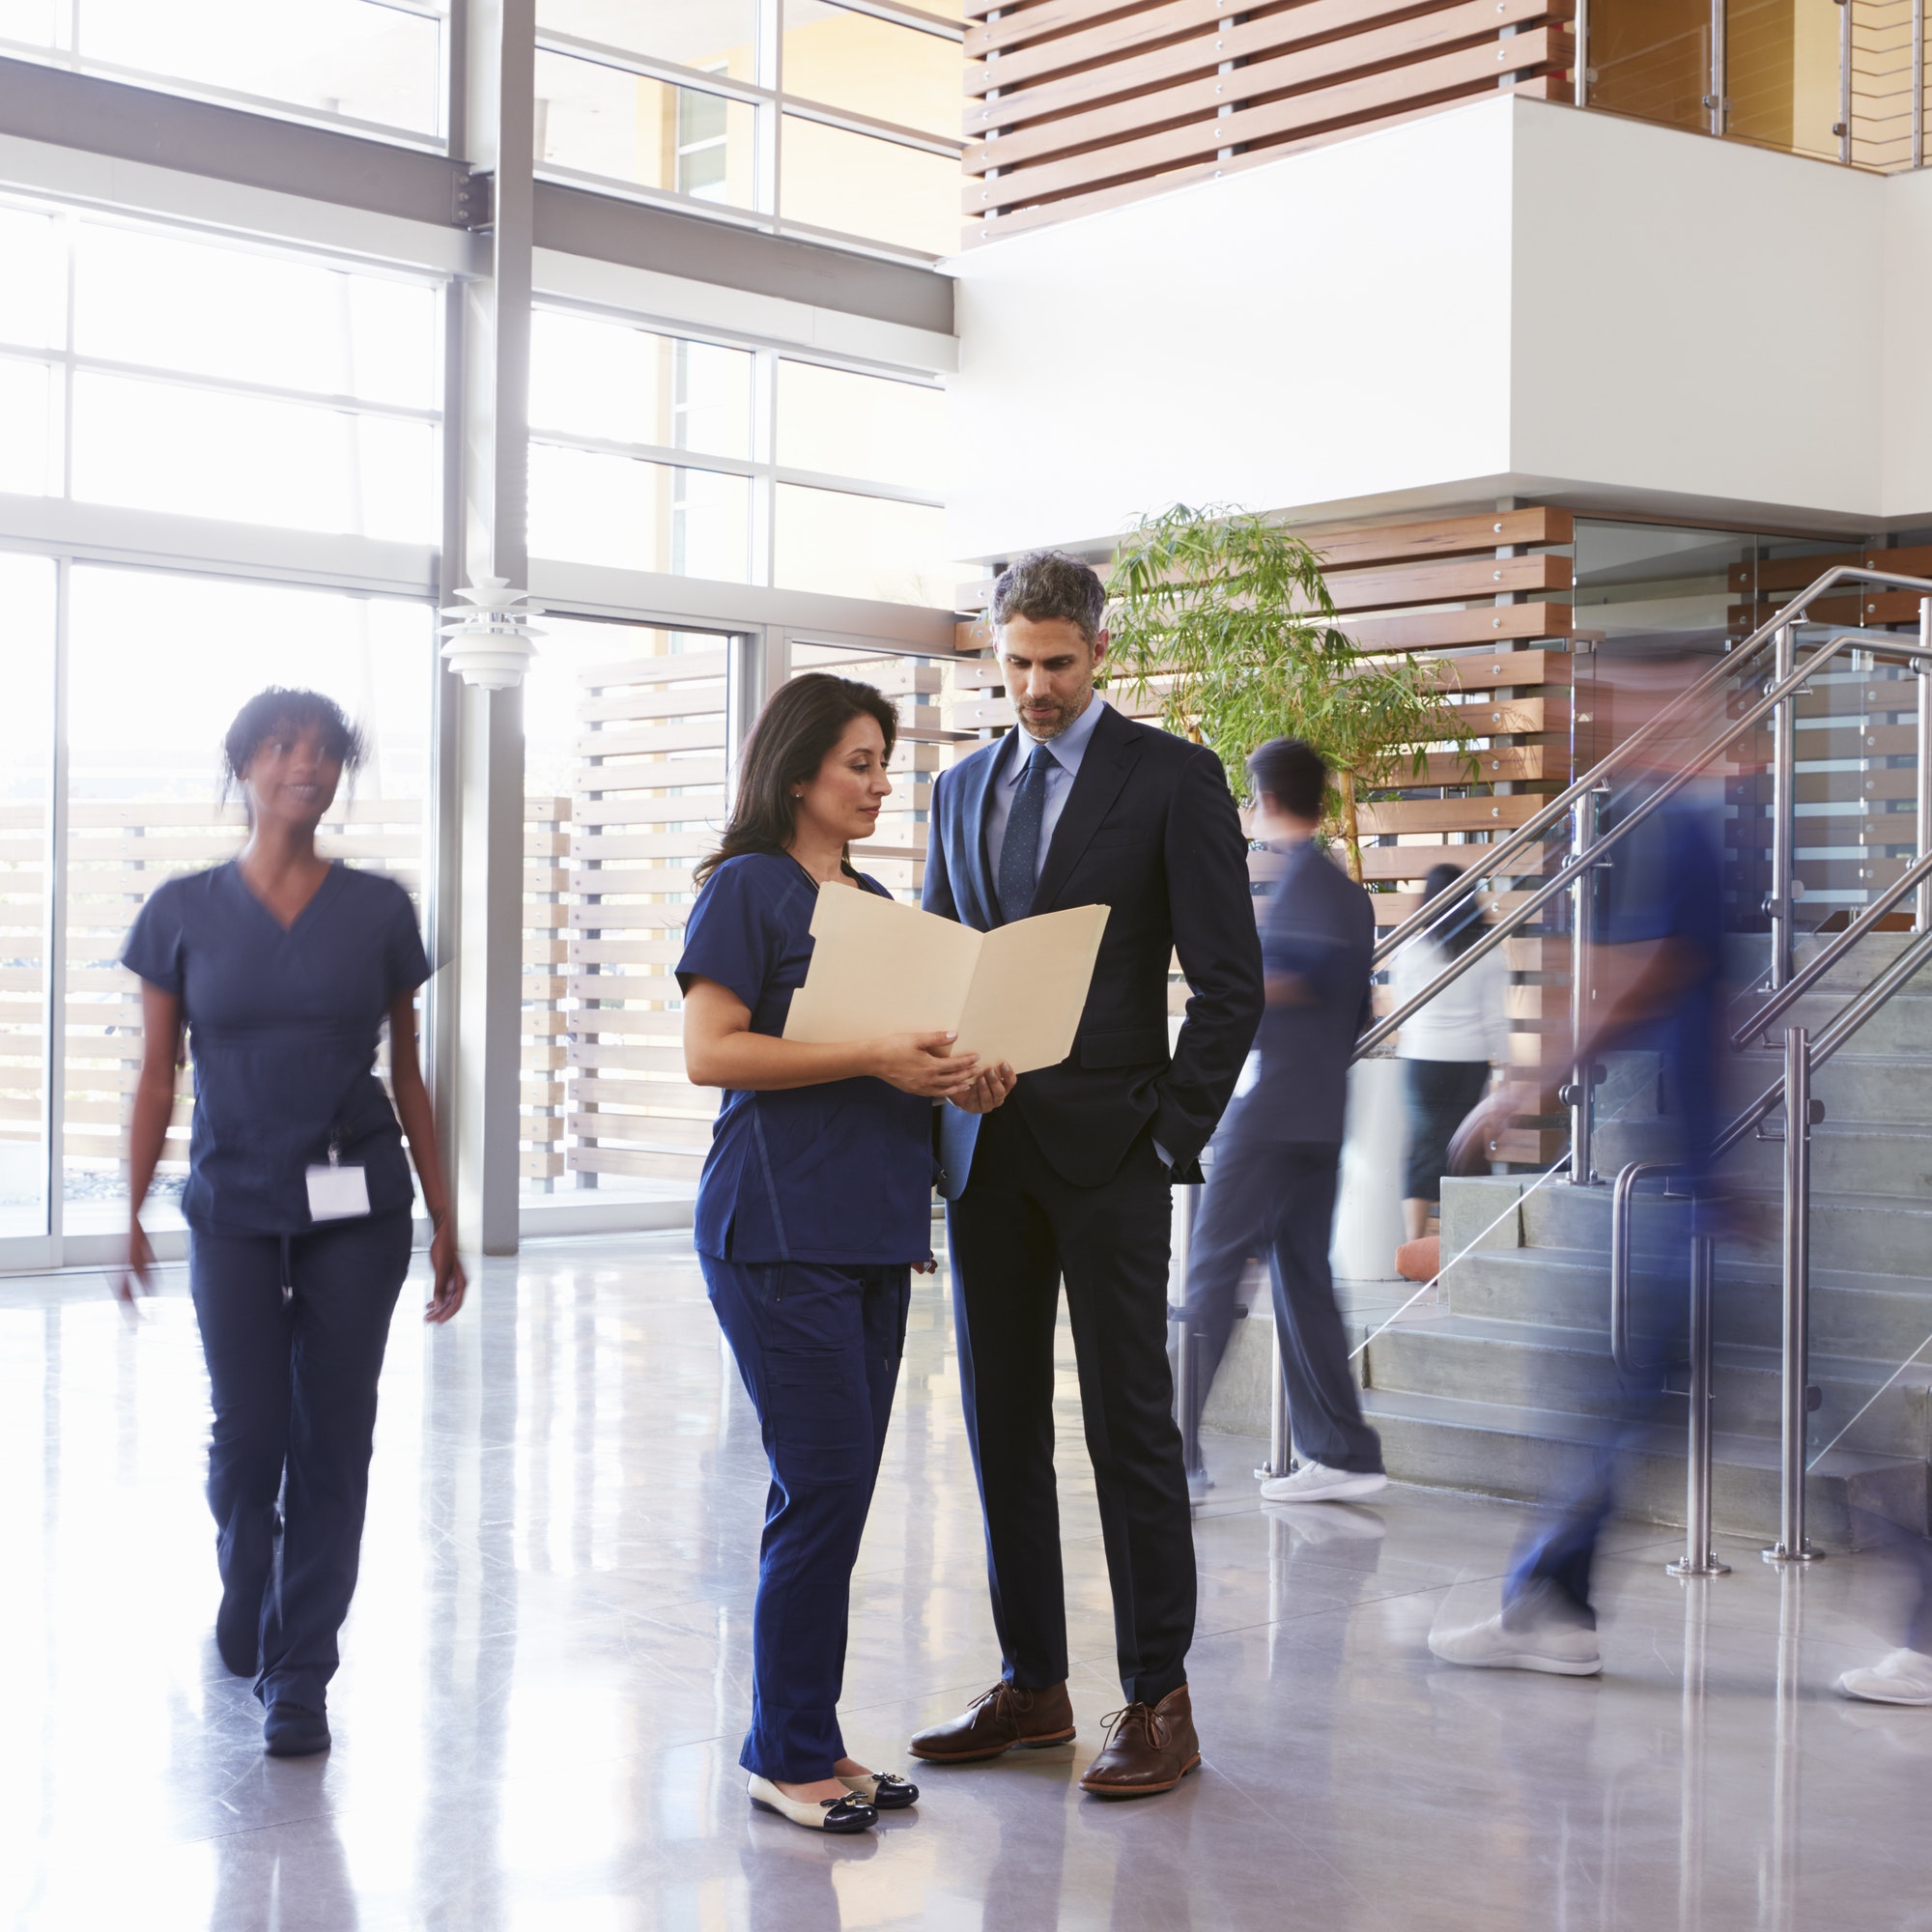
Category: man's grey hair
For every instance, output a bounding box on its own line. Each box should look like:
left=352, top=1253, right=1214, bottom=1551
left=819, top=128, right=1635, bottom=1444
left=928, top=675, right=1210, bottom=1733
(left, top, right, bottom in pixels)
left=989, top=549, right=1106, bottom=643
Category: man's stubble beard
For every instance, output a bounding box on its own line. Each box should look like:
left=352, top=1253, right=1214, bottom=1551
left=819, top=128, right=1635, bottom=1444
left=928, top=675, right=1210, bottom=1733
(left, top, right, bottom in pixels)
left=1014, top=677, right=1095, bottom=743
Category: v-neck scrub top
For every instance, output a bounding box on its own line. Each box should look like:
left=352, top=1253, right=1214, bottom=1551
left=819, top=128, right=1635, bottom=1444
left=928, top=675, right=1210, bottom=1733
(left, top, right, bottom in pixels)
left=122, top=862, right=430, bottom=1236
left=676, top=852, right=935, bottom=1265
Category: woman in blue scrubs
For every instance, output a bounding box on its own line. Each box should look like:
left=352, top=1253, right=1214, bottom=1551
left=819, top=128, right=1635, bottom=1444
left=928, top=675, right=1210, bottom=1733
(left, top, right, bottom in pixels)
left=680, top=672, right=1014, bottom=1833
left=119, top=688, right=464, bottom=1759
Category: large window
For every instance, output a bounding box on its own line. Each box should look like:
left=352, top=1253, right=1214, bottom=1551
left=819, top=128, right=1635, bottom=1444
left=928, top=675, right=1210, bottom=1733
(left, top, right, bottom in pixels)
left=0, top=0, right=448, bottom=142
left=533, top=0, right=964, bottom=261
left=528, top=306, right=959, bottom=604
left=0, top=202, right=441, bottom=546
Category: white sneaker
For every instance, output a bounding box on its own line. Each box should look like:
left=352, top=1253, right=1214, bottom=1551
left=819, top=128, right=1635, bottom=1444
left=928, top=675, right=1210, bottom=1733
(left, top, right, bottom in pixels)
left=1837, top=1649, right=1932, bottom=1705
left=1429, top=1590, right=1603, bottom=1677
left=1259, top=1461, right=1389, bottom=1504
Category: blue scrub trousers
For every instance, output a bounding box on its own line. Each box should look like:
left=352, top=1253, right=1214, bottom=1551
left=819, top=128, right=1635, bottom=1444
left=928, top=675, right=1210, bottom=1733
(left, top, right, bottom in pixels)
left=702, top=1256, right=912, bottom=1781
left=188, top=1208, right=412, bottom=1712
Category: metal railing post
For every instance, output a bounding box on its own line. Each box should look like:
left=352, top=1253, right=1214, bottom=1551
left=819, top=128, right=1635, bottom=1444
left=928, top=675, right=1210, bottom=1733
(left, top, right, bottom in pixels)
left=1667, top=1230, right=1731, bottom=1577
left=1765, top=1026, right=1823, bottom=1563
left=1568, top=785, right=1602, bottom=1184
left=1707, top=0, right=1726, bottom=134
left=1837, top=0, right=1853, bottom=162
left=1914, top=0, right=1925, bottom=170
left=1769, top=624, right=1797, bottom=990
left=1575, top=0, right=1589, bottom=105
left=1255, top=1313, right=1291, bottom=1480
left=1918, top=601, right=1932, bottom=933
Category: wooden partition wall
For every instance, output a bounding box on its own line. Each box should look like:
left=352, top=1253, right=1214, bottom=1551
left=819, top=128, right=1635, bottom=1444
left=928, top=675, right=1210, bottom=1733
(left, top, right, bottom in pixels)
left=963, top=0, right=1575, bottom=241
left=956, top=504, right=1577, bottom=1159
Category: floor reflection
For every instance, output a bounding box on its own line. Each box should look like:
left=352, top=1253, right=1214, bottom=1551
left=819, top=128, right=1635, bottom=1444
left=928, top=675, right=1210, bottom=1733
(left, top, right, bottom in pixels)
left=4, top=1235, right=1932, bottom=1930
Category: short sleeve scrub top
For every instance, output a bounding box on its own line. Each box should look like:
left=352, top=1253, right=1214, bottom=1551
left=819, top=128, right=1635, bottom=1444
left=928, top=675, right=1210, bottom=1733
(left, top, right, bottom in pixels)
left=676, top=852, right=936, bottom=1268
left=122, top=861, right=431, bottom=1236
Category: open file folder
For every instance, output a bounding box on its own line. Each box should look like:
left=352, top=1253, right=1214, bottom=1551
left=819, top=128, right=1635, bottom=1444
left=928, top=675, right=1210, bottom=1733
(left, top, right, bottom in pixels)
left=782, top=886, right=1111, bottom=1075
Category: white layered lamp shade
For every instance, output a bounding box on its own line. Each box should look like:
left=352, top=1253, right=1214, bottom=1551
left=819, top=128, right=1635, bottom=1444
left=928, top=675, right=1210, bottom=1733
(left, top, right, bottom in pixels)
left=440, top=577, right=545, bottom=690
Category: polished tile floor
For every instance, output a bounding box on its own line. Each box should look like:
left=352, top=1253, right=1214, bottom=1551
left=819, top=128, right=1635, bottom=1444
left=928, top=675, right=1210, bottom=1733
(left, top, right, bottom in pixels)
left=6, top=1235, right=1931, bottom=1931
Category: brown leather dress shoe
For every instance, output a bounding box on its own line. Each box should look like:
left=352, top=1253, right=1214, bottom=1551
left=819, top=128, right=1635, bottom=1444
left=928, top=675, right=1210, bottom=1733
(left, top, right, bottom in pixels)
left=1078, top=1685, right=1201, bottom=1798
left=908, top=1680, right=1076, bottom=1762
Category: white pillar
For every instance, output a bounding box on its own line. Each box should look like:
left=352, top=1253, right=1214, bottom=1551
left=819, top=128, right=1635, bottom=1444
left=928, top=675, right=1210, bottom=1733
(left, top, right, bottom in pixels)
left=1332, top=1056, right=1406, bottom=1282
left=449, top=0, right=535, bottom=1257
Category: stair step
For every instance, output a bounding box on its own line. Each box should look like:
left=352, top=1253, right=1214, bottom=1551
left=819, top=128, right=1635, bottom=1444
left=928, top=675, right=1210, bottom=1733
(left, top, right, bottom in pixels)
left=1358, top=1385, right=1929, bottom=1544
left=1364, top=1313, right=1932, bottom=1459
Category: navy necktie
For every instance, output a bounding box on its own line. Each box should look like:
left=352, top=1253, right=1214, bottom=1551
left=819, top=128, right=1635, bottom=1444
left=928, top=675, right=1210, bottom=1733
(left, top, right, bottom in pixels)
left=998, top=738, right=1058, bottom=924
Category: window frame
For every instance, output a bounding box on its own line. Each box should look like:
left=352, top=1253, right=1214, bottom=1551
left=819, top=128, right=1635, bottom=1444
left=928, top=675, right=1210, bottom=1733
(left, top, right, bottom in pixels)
left=532, top=0, right=966, bottom=266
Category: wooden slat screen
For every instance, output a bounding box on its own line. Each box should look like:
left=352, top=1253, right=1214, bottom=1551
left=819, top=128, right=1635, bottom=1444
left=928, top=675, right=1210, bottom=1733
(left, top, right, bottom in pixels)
left=963, top=0, right=1574, bottom=242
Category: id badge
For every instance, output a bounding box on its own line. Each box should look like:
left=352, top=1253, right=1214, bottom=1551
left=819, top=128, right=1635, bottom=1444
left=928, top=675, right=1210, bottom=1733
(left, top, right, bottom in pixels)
left=306, top=1161, right=371, bottom=1221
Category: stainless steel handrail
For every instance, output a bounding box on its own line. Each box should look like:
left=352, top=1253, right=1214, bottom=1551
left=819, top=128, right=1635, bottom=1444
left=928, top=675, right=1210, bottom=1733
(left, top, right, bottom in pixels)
left=1359, top=624, right=1912, bottom=1058
left=1766, top=1026, right=1822, bottom=1565
left=1608, top=1158, right=1675, bottom=1375
left=1713, top=922, right=1932, bottom=1160
left=1607, top=1161, right=1728, bottom=1577
left=1730, top=846, right=1932, bottom=1050
left=1369, top=565, right=1932, bottom=971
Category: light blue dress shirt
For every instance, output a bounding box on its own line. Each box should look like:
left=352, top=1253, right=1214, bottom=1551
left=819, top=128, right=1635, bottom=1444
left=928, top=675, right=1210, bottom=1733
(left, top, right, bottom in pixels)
left=984, top=694, right=1110, bottom=888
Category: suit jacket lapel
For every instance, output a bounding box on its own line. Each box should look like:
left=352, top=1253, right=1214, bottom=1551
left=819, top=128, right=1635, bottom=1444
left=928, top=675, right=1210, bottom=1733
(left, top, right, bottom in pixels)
left=1031, top=703, right=1142, bottom=914
left=953, top=736, right=1008, bottom=930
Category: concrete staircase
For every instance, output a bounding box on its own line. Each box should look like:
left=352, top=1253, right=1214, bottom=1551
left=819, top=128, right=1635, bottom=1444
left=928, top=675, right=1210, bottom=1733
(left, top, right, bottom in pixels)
left=1358, top=934, right=1932, bottom=1545
left=1202, top=935, right=1932, bottom=1546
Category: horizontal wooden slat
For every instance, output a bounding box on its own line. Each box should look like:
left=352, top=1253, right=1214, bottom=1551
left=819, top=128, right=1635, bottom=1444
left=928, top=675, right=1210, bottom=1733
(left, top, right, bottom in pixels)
left=968, top=0, right=1571, bottom=173
left=966, top=72, right=1565, bottom=241
left=1330, top=600, right=1575, bottom=652
left=1371, top=888, right=1540, bottom=924
left=965, top=0, right=1185, bottom=65
left=1355, top=794, right=1553, bottom=836
left=1727, top=545, right=1932, bottom=594
left=1306, top=507, right=1576, bottom=573
left=971, top=26, right=1570, bottom=213
left=1360, top=841, right=1556, bottom=881
left=1325, top=552, right=1574, bottom=613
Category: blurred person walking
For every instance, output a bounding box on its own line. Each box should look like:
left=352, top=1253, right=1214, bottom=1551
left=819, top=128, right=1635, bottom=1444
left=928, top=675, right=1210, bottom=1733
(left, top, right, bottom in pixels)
left=1392, top=862, right=1511, bottom=1251
left=1178, top=739, right=1386, bottom=1507
left=678, top=673, right=1014, bottom=1833
left=1430, top=659, right=1724, bottom=1677
left=119, top=688, right=465, bottom=1758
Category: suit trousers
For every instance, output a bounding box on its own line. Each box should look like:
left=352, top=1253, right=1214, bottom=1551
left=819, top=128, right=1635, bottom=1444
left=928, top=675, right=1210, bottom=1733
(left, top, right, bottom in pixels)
left=947, top=1105, right=1195, bottom=1708
left=1183, top=1126, right=1384, bottom=1476
left=703, top=1256, right=911, bottom=1781
left=188, top=1208, right=412, bottom=1712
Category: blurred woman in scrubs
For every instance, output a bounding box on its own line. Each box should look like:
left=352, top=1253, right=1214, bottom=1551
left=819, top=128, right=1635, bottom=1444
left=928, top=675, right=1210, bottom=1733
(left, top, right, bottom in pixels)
left=120, top=688, right=463, bottom=1757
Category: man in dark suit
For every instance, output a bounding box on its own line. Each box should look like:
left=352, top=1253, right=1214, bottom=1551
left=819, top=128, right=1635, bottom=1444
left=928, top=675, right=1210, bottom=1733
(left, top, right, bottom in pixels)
left=907, top=551, right=1264, bottom=1799
left=1179, top=738, right=1387, bottom=1506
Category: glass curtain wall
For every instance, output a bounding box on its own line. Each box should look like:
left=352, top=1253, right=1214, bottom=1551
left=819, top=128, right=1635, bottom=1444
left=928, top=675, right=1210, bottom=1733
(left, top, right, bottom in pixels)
left=533, top=0, right=966, bottom=259
left=0, top=0, right=449, bottom=141
left=0, top=200, right=441, bottom=544
left=528, top=303, right=960, bottom=604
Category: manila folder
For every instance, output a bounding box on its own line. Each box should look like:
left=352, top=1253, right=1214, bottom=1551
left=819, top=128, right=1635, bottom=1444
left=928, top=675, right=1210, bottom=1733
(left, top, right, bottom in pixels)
left=782, top=888, right=1109, bottom=1076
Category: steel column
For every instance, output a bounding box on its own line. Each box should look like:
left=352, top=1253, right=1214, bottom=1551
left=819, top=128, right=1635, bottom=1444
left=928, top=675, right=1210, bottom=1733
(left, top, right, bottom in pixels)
left=1707, top=0, right=1726, bottom=134
left=1568, top=784, right=1601, bottom=1184
left=1765, top=1027, right=1822, bottom=1563
left=1914, top=0, right=1925, bottom=169
left=1769, top=624, right=1797, bottom=990
left=1666, top=1232, right=1730, bottom=1577
left=1575, top=0, right=1589, bottom=104
left=1918, top=601, right=1932, bottom=933
left=452, top=0, right=536, bottom=1257
left=1838, top=0, right=1854, bottom=162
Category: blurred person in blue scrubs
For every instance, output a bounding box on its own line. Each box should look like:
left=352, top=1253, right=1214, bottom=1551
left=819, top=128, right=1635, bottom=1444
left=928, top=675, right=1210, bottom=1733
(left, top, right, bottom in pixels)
left=119, top=688, right=464, bottom=1759
left=1430, top=651, right=1724, bottom=1677
left=679, top=672, right=1016, bottom=1833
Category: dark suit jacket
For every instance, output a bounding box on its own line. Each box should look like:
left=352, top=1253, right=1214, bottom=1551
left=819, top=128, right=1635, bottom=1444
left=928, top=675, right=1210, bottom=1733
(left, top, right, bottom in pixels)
left=1240, top=838, right=1375, bottom=1145
left=923, top=702, right=1264, bottom=1193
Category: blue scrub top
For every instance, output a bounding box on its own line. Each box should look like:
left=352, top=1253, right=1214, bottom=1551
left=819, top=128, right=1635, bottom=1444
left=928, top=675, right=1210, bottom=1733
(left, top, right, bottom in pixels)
left=122, top=861, right=430, bottom=1236
left=676, top=852, right=935, bottom=1266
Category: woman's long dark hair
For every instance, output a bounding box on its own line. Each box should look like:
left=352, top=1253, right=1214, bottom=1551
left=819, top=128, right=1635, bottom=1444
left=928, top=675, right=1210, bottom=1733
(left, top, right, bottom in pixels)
left=695, top=673, right=897, bottom=889
left=1420, top=862, right=1486, bottom=960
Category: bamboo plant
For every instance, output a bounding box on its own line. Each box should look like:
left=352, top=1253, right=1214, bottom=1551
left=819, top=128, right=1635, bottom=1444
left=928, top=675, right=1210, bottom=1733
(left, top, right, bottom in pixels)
left=1105, top=503, right=1474, bottom=882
